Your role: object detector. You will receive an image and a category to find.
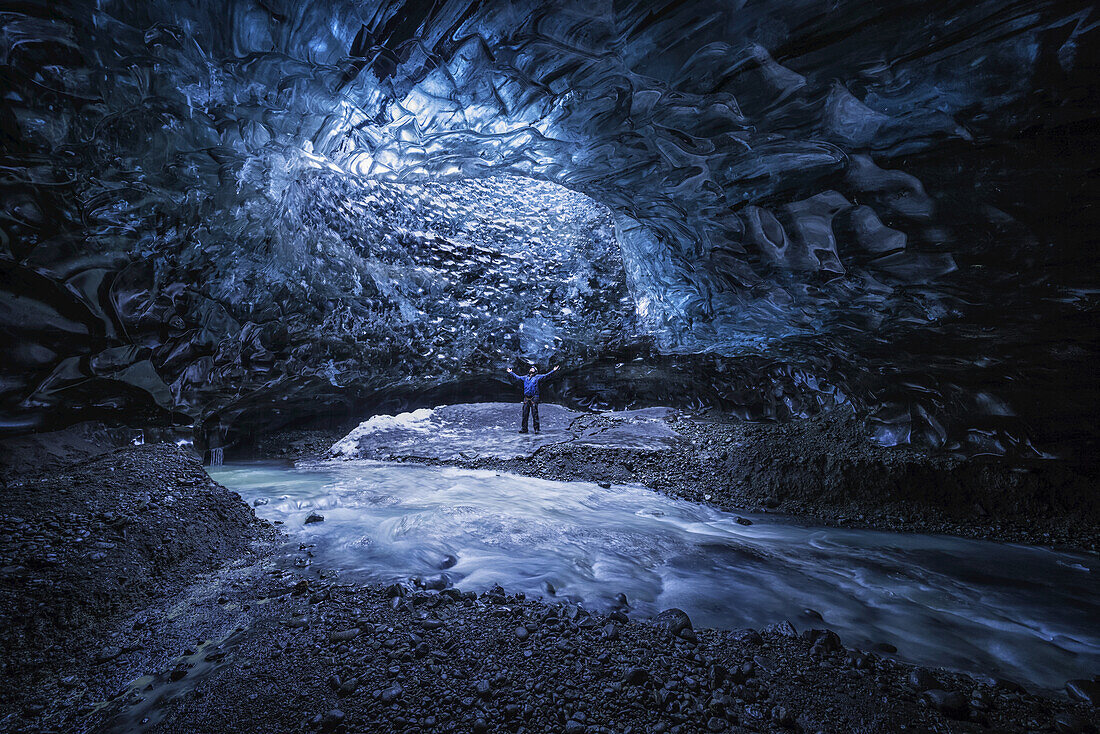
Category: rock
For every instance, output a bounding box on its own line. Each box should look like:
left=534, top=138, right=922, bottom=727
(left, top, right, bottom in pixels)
left=601, top=622, right=619, bottom=641
left=384, top=583, right=405, bottom=598
left=438, top=554, right=458, bottom=569
left=597, top=482, right=611, bottom=489
left=707, top=717, right=727, bottom=731
left=708, top=664, right=728, bottom=687
left=908, top=669, right=941, bottom=692
left=1066, top=678, right=1100, bottom=706
left=563, top=604, right=588, bottom=621
left=765, top=620, right=797, bottom=638
left=772, top=706, right=796, bottom=727
left=420, top=618, right=444, bottom=631
left=806, top=629, right=842, bottom=658
left=321, top=709, right=345, bottom=731
left=514, top=626, right=529, bottom=641
left=22, top=702, right=45, bottom=717
left=380, top=684, right=403, bottom=704
left=95, top=646, right=122, bottom=663
left=623, top=667, right=649, bottom=685
left=422, top=574, right=450, bottom=591
left=475, top=680, right=492, bottom=698
left=304, top=512, right=324, bottom=524
left=752, top=655, right=778, bottom=674
left=735, top=516, right=753, bottom=526
left=1054, top=712, right=1093, bottom=733
left=654, top=608, right=693, bottom=638
left=253, top=497, right=270, bottom=506
left=733, top=628, right=763, bottom=645
left=922, top=689, right=968, bottom=718
left=329, top=628, right=360, bottom=642
left=565, top=720, right=585, bottom=734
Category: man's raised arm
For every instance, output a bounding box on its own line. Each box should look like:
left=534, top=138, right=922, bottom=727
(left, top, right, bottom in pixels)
left=506, top=367, right=523, bottom=382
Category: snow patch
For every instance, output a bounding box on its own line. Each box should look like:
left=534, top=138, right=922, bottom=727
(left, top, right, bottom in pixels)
left=330, top=407, right=438, bottom=457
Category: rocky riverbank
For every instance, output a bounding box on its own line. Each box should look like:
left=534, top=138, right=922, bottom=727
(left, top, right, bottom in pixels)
left=0, top=439, right=264, bottom=731
left=260, top=409, right=1100, bottom=551
left=1, top=428, right=1097, bottom=733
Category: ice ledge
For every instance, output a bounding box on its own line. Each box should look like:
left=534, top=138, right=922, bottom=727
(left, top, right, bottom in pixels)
left=330, top=403, right=683, bottom=461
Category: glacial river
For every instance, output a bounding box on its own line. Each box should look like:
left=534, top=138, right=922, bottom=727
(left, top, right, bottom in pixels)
left=208, top=460, right=1099, bottom=692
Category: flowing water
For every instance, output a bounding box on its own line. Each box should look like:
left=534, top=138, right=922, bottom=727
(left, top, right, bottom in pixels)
left=208, top=460, right=1099, bottom=692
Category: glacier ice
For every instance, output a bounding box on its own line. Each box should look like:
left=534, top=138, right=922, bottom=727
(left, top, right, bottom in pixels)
left=0, top=0, right=1096, bottom=458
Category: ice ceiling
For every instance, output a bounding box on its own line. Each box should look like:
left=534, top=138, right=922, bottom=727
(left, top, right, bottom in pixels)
left=1, top=0, right=1097, bottom=457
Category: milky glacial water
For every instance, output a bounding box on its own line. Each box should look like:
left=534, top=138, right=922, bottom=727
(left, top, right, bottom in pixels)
left=208, top=460, right=1099, bottom=691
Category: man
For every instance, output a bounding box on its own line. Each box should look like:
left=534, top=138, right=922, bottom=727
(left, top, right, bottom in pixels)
left=506, top=364, right=560, bottom=433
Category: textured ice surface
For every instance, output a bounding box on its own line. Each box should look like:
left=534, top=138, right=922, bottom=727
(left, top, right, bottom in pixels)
left=1, top=0, right=1096, bottom=457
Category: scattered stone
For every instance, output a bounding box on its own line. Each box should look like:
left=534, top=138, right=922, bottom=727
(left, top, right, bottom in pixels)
left=766, top=620, right=798, bottom=638
left=321, top=709, right=345, bottom=731
left=95, top=646, right=122, bottom=664
left=772, top=705, right=796, bottom=727
left=806, top=629, right=843, bottom=658
left=654, top=608, right=693, bottom=638
left=380, top=684, right=403, bottom=704
left=304, top=512, right=324, bottom=525
left=329, top=628, right=360, bottom=642
left=922, top=689, right=968, bottom=718
left=733, top=628, right=763, bottom=645
left=1054, top=712, right=1093, bottom=733
left=908, top=669, right=940, bottom=692
left=1066, top=679, right=1100, bottom=706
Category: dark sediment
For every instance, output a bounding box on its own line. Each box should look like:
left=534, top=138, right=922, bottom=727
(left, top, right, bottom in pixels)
left=0, top=437, right=264, bottom=730
left=0, top=427, right=1097, bottom=733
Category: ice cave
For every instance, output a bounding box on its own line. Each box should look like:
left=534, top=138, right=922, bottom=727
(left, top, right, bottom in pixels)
left=0, top=0, right=1097, bottom=732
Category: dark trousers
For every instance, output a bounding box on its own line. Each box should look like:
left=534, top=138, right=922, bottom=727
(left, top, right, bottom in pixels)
left=522, top=396, right=540, bottom=432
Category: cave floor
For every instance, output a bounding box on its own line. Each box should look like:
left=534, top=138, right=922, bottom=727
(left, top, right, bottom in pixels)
left=0, top=417, right=1097, bottom=733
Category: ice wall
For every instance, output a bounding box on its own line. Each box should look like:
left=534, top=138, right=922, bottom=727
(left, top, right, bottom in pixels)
left=1, top=0, right=1096, bottom=456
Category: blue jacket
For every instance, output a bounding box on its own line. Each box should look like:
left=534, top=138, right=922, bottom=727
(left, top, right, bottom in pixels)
left=509, top=370, right=554, bottom=397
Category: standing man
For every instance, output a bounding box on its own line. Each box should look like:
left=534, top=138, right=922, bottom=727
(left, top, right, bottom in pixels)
left=506, top=364, right=560, bottom=433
